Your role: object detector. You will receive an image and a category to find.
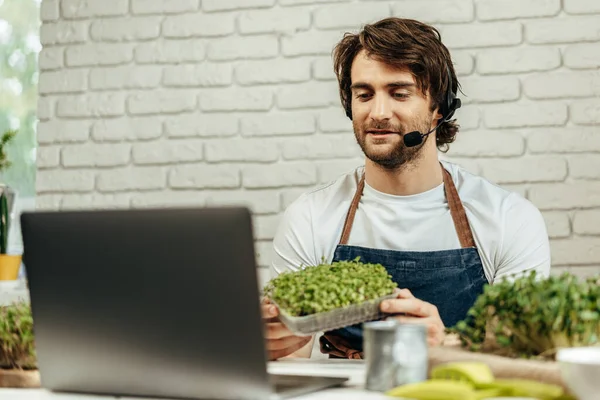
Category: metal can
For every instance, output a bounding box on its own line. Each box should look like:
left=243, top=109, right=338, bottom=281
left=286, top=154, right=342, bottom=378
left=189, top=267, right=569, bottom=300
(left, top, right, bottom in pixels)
left=363, top=320, right=428, bottom=392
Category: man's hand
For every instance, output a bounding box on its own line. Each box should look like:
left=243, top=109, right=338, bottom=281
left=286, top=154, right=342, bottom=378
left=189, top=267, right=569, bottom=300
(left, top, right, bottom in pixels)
left=380, top=289, right=445, bottom=347
left=261, top=299, right=312, bottom=360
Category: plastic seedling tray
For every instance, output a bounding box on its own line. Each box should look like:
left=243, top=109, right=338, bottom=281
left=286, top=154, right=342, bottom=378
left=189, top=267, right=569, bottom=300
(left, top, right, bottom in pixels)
left=272, top=292, right=398, bottom=336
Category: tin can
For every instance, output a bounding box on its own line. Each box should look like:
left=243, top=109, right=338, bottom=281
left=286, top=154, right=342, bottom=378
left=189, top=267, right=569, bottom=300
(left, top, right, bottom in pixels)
left=363, top=320, right=428, bottom=392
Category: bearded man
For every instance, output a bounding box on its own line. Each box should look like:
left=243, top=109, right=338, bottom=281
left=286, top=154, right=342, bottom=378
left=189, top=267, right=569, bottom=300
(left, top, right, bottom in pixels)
left=262, top=17, right=551, bottom=360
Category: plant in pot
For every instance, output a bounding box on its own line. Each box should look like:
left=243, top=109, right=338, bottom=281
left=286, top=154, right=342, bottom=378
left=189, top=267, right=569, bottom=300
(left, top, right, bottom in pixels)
left=0, top=129, right=20, bottom=282
left=0, top=300, right=39, bottom=387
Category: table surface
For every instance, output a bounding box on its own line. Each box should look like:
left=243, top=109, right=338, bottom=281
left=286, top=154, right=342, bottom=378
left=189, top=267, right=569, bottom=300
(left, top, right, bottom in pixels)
left=0, top=285, right=388, bottom=399
left=0, top=360, right=392, bottom=400
left=0, top=361, right=540, bottom=400
left=0, top=280, right=29, bottom=304
left=0, top=389, right=392, bottom=400
left=0, top=286, right=537, bottom=400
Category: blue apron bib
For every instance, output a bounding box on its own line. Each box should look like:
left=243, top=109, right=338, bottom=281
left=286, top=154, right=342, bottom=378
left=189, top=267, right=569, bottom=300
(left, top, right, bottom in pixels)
left=319, top=165, right=487, bottom=358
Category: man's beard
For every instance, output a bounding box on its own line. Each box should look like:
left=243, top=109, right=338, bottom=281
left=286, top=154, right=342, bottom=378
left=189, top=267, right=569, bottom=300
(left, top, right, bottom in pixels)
left=353, top=115, right=432, bottom=170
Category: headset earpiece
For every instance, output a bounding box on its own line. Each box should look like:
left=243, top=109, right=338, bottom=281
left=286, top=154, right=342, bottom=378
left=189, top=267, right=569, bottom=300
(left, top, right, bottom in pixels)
left=441, top=64, right=460, bottom=122
left=445, top=98, right=460, bottom=121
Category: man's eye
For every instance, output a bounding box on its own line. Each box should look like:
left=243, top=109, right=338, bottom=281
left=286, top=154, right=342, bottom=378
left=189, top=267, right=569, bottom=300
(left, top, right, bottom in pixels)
left=356, top=93, right=371, bottom=99
left=394, top=93, right=409, bottom=98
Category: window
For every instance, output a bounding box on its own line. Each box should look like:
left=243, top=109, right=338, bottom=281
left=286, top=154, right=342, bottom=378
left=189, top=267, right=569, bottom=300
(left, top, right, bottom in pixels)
left=0, top=0, right=40, bottom=252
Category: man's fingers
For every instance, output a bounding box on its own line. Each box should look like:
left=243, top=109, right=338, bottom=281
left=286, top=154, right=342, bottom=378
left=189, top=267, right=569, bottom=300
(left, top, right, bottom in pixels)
left=261, top=298, right=279, bottom=320
left=380, top=298, right=434, bottom=317
left=269, top=346, right=306, bottom=361
left=267, top=336, right=311, bottom=360
left=389, top=315, right=432, bottom=331
left=389, top=316, right=445, bottom=346
left=261, top=297, right=271, bottom=305
left=261, top=303, right=279, bottom=320
left=392, top=316, right=437, bottom=334
left=265, top=321, right=293, bottom=340
left=396, top=288, right=415, bottom=299
left=266, top=335, right=310, bottom=351
left=393, top=315, right=430, bottom=324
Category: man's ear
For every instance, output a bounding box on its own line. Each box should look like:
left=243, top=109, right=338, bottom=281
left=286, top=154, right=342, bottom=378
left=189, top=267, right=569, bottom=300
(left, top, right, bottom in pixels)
left=432, top=106, right=443, bottom=123
left=428, top=95, right=444, bottom=122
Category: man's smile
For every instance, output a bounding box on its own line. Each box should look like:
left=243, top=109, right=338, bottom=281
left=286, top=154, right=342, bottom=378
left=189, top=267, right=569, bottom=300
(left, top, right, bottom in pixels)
left=366, top=129, right=400, bottom=136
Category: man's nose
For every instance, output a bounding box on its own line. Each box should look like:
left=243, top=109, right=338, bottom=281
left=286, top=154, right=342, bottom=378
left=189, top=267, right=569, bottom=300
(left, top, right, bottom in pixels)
left=369, top=95, right=393, bottom=121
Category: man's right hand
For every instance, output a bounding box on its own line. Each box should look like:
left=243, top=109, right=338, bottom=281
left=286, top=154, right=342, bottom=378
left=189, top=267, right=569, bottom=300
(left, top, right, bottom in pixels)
left=261, top=300, right=312, bottom=360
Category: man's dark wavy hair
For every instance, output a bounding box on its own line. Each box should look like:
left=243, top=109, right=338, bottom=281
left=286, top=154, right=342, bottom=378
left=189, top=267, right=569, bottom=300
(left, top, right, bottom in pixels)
left=333, top=17, right=461, bottom=152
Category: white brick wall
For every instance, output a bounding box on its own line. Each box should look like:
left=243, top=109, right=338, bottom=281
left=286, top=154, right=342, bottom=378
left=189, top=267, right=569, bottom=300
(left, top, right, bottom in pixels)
left=37, top=0, right=600, bottom=284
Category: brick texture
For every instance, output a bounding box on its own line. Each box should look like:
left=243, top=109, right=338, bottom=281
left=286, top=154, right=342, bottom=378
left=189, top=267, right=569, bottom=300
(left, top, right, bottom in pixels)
left=238, top=8, right=311, bottom=34
left=313, top=3, right=390, bottom=29
left=37, top=0, right=600, bottom=277
left=542, top=211, right=571, bottom=239
left=131, top=0, right=199, bottom=14
left=526, top=16, right=600, bottom=44
left=392, top=1, right=474, bottom=24
left=235, top=59, right=311, bottom=85
left=66, top=43, right=134, bottom=67
left=477, top=0, right=560, bottom=21
left=40, top=0, right=59, bottom=21
left=564, top=0, right=600, bottom=14
left=62, top=143, right=131, bottom=168
left=564, top=43, right=600, bottom=69
left=90, top=66, right=162, bottom=90
left=39, top=47, right=64, bottom=71
left=477, top=47, right=561, bottom=75
left=90, top=17, right=162, bottom=42
left=573, top=210, right=600, bottom=235
left=441, top=22, right=522, bottom=49
left=61, top=0, right=128, bottom=19
left=203, top=0, right=275, bottom=12
left=162, top=13, right=235, bottom=38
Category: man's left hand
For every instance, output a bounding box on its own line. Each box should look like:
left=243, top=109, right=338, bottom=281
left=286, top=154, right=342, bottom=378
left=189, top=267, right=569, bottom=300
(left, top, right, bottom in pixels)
left=379, top=288, right=445, bottom=347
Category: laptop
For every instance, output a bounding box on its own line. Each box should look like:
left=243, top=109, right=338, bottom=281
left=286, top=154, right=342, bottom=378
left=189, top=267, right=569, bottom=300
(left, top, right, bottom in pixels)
left=20, top=207, right=348, bottom=400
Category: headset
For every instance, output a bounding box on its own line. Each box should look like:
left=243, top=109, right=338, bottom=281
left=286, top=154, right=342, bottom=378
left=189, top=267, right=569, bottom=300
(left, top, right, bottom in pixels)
left=345, top=64, right=461, bottom=148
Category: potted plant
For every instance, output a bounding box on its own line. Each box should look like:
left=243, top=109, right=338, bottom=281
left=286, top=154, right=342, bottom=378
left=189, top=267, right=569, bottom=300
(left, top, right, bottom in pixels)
left=0, top=300, right=39, bottom=387
left=0, top=129, right=20, bottom=281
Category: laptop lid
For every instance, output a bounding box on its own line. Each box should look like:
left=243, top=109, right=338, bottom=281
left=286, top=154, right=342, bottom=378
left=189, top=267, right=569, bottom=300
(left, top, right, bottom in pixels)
left=21, top=207, right=272, bottom=400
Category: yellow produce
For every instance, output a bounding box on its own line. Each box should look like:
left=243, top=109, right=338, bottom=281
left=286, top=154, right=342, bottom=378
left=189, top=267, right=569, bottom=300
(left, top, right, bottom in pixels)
left=386, top=362, right=570, bottom=400
left=473, top=388, right=506, bottom=399
left=478, top=378, right=564, bottom=400
left=430, top=361, right=495, bottom=386
left=385, top=380, right=476, bottom=400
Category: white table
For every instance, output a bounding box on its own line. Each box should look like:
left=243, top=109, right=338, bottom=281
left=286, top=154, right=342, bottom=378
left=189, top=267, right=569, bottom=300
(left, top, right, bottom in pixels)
left=0, top=280, right=29, bottom=304
left=0, top=390, right=392, bottom=400
left=0, top=286, right=391, bottom=399
left=0, top=283, right=395, bottom=399
left=0, top=388, right=390, bottom=400
left=0, top=360, right=391, bottom=400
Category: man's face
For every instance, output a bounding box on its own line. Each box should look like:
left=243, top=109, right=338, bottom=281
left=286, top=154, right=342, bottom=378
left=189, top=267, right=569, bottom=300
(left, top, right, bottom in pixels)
left=350, top=50, right=440, bottom=170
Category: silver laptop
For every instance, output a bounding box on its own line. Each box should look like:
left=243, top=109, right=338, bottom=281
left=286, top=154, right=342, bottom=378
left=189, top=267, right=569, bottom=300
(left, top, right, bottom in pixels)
left=21, top=207, right=347, bottom=400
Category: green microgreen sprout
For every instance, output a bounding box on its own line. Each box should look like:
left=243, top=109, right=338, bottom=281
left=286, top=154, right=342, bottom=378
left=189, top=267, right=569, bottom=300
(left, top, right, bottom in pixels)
left=264, top=257, right=397, bottom=317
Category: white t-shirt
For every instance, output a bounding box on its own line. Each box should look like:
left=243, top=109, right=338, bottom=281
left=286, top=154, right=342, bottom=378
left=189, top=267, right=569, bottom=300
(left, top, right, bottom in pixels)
left=270, top=160, right=551, bottom=284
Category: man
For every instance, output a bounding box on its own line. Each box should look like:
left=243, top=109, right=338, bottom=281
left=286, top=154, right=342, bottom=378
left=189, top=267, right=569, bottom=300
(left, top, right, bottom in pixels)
left=262, top=17, right=551, bottom=360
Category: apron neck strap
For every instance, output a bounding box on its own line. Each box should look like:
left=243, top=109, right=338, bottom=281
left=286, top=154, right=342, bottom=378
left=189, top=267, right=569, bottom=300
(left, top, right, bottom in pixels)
left=339, top=170, right=366, bottom=246
left=338, top=163, right=476, bottom=248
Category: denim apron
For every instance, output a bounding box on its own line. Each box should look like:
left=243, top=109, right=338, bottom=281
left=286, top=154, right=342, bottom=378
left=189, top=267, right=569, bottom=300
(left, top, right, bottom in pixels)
left=319, top=164, right=487, bottom=359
